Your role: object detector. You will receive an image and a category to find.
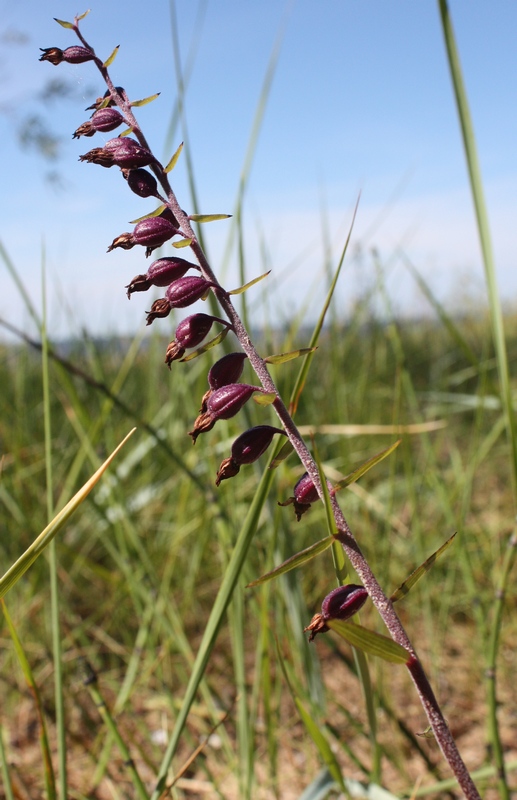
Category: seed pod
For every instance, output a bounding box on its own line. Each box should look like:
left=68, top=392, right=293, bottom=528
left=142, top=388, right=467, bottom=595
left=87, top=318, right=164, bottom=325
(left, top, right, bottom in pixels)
left=108, top=217, right=178, bottom=253
left=126, top=257, right=198, bottom=297
left=73, top=107, right=124, bottom=139
left=123, top=168, right=159, bottom=198
left=304, top=584, right=368, bottom=642
left=165, top=313, right=228, bottom=366
left=278, top=472, right=320, bottom=521
left=188, top=383, right=261, bottom=444
left=215, top=425, right=286, bottom=486
left=39, top=46, right=94, bottom=65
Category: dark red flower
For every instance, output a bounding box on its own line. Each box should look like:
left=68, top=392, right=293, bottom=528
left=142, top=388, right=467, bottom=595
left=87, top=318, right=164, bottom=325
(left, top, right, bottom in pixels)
left=108, top=217, right=178, bottom=253
left=200, top=352, right=248, bottom=413
left=126, top=257, right=198, bottom=298
left=73, top=108, right=124, bottom=139
left=79, top=137, right=155, bottom=169
left=304, top=584, right=368, bottom=642
left=165, top=276, right=213, bottom=308
left=188, top=383, right=262, bottom=444
left=123, top=168, right=159, bottom=198
left=165, top=313, right=229, bottom=366
left=278, top=472, right=321, bottom=521
left=40, top=46, right=94, bottom=65
left=216, top=425, right=286, bottom=485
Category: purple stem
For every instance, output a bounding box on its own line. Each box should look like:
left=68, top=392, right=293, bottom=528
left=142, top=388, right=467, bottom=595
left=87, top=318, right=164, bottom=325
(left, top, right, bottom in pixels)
left=72, top=21, right=481, bottom=799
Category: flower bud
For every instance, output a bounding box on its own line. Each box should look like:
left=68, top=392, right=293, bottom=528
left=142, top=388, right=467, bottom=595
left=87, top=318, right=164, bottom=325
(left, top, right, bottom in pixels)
left=165, top=276, right=213, bottom=309
left=200, top=352, right=248, bottom=412
left=216, top=425, right=286, bottom=485
left=123, top=168, right=159, bottom=198
left=73, top=108, right=124, bottom=139
left=79, top=137, right=155, bottom=169
left=165, top=313, right=229, bottom=366
left=278, top=472, right=320, bottom=521
left=188, top=383, right=262, bottom=444
left=208, top=352, right=248, bottom=390
left=40, top=46, right=94, bottom=65
left=108, top=217, right=178, bottom=253
left=304, top=584, right=368, bottom=642
left=126, top=257, right=198, bottom=297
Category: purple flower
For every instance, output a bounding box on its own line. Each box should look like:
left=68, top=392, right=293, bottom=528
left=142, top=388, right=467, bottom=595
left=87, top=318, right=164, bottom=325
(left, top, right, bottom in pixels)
left=126, top=257, right=199, bottom=298
left=123, top=168, right=159, bottom=199
left=165, top=313, right=230, bottom=366
left=200, top=352, right=248, bottom=413
left=305, top=584, right=368, bottom=642
left=73, top=108, right=124, bottom=139
left=40, top=46, right=94, bottom=65
left=279, top=472, right=321, bottom=521
left=108, top=217, right=178, bottom=254
left=188, top=384, right=263, bottom=444
left=79, top=137, right=155, bottom=169
left=216, top=425, right=286, bottom=485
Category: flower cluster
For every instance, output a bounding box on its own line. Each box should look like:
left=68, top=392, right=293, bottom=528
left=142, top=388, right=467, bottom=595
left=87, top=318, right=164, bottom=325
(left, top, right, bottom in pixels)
left=40, top=16, right=367, bottom=651
left=40, top=25, right=293, bottom=488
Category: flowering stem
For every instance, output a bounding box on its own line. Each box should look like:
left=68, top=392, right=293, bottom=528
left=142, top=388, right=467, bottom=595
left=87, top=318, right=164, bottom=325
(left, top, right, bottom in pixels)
left=69, top=20, right=481, bottom=799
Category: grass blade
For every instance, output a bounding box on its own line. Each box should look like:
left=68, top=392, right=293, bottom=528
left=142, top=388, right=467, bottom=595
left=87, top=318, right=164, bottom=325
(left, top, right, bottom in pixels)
left=290, top=197, right=359, bottom=416
left=0, top=429, right=136, bottom=599
left=1, top=601, right=56, bottom=800
left=326, top=621, right=409, bottom=664
left=150, top=462, right=277, bottom=799
left=246, top=535, right=334, bottom=587
left=438, top=4, right=516, bottom=796
left=390, top=533, right=457, bottom=603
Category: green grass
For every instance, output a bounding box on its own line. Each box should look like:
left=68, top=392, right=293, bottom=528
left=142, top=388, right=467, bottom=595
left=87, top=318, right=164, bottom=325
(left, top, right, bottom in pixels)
left=1, top=302, right=517, bottom=798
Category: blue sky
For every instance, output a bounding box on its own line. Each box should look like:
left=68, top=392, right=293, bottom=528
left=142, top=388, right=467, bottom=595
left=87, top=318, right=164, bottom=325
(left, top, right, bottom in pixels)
left=1, top=1, right=516, bottom=339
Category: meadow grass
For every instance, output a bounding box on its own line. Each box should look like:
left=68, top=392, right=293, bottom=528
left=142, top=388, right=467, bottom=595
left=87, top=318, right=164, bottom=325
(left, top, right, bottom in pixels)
left=1, top=298, right=517, bottom=798
left=1, top=3, right=516, bottom=798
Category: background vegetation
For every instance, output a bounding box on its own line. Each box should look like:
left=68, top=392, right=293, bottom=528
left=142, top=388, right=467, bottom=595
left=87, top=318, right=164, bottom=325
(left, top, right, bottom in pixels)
left=1, top=3, right=516, bottom=799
